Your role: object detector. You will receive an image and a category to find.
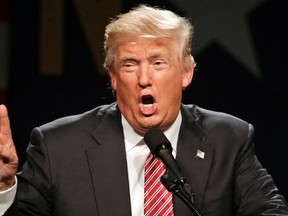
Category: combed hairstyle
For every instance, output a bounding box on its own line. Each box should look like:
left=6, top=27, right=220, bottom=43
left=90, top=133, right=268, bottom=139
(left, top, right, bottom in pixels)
left=103, top=5, right=195, bottom=72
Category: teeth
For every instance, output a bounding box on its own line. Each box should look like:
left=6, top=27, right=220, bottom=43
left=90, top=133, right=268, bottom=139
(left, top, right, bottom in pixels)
left=143, top=104, right=153, bottom=108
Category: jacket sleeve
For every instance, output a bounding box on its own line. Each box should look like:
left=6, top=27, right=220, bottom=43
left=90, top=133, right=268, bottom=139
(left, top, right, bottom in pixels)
left=233, top=124, right=288, bottom=215
left=4, top=127, right=52, bottom=216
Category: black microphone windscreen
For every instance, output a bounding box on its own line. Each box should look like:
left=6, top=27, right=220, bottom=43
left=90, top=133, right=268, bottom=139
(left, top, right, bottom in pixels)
left=144, top=128, right=171, bottom=154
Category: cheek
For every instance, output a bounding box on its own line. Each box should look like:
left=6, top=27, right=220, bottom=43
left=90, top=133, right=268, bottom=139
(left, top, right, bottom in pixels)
left=158, top=75, right=182, bottom=98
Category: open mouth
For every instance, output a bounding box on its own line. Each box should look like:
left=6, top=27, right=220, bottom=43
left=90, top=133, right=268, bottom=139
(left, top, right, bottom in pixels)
left=140, top=95, right=157, bottom=115
left=142, top=95, right=154, bottom=107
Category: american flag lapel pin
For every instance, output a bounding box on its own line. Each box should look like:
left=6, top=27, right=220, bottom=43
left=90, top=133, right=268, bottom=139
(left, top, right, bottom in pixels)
left=196, top=149, right=205, bottom=159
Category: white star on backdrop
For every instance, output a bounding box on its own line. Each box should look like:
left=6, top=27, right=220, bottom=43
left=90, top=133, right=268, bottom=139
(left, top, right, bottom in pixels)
left=169, top=0, right=266, bottom=78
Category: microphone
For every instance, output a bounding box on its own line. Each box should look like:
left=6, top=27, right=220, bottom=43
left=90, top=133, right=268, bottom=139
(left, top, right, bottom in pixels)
left=144, top=128, right=183, bottom=182
left=144, top=128, right=202, bottom=216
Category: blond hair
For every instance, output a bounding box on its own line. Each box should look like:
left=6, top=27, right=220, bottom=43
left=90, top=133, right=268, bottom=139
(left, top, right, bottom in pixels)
left=103, top=5, right=195, bottom=72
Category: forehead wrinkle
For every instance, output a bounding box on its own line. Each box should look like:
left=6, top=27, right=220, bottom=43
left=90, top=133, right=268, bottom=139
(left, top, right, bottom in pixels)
left=147, top=49, right=174, bottom=62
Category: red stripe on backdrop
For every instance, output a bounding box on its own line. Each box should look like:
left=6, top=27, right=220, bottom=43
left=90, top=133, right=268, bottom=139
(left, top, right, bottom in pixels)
left=0, top=0, right=9, bottom=21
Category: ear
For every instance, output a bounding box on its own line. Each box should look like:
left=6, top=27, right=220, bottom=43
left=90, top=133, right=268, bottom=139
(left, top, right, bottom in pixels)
left=182, top=56, right=194, bottom=88
left=109, top=71, right=117, bottom=91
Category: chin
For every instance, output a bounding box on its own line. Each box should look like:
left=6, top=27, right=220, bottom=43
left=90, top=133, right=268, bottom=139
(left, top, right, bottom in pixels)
left=140, top=119, right=161, bottom=130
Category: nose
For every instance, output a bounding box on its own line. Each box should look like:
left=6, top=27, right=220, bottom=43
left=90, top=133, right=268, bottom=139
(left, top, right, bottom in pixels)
left=137, top=64, right=152, bottom=88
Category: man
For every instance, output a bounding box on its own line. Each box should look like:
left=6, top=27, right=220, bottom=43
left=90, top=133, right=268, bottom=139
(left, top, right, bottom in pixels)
left=0, top=4, right=287, bottom=216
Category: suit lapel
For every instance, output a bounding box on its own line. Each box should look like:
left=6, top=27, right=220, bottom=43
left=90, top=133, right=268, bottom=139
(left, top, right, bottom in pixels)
left=174, top=105, right=214, bottom=215
left=85, top=106, right=132, bottom=216
left=84, top=104, right=213, bottom=215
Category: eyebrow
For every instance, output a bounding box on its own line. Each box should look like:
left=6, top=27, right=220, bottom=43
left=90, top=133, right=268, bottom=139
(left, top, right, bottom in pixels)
left=118, top=49, right=172, bottom=63
left=119, top=56, right=138, bottom=62
left=118, top=56, right=140, bottom=67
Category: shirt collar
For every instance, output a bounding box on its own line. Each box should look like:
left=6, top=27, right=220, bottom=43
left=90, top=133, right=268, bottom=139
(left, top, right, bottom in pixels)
left=122, top=112, right=182, bottom=154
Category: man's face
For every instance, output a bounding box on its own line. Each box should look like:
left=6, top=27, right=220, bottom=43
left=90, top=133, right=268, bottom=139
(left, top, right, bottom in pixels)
left=109, top=37, right=193, bottom=135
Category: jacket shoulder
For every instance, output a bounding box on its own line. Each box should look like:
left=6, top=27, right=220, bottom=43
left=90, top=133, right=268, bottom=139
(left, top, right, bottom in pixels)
left=183, top=104, right=250, bottom=126
left=38, top=102, right=119, bottom=134
left=182, top=104, right=254, bottom=141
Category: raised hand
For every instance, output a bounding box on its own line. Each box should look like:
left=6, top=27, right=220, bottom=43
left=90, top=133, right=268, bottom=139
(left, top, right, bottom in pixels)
left=0, top=104, right=18, bottom=191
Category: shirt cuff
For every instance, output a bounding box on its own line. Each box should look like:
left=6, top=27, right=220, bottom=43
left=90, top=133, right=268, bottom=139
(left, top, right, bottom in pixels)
left=0, top=177, right=17, bottom=215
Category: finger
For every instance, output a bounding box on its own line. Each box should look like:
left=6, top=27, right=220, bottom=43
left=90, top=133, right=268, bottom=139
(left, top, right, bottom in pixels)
left=0, top=104, right=13, bottom=143
left=0, top=144, right=18, bottom=164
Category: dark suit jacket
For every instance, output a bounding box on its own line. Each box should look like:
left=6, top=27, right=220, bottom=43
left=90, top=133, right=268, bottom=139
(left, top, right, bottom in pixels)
left=5, top=103, right=288, bottom=215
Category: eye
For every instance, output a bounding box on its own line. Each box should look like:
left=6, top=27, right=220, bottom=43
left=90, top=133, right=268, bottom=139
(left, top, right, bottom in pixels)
left=122, top=61, right=138, bottom=72
left=153, top=60, right=167, bottom=70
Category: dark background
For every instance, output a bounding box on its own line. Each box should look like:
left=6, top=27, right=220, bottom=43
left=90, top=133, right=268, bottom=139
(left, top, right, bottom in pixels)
left=4, top=0, right=288, bottom=198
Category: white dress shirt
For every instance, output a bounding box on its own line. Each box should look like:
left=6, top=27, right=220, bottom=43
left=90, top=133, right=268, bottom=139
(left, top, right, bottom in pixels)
left=122, top=111, right=182, bottom=216
left=0, top=178, right=17, bottom=215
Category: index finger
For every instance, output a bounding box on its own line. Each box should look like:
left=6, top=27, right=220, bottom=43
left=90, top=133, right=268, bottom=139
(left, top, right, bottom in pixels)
left=0, top=104, right=12, bottom=142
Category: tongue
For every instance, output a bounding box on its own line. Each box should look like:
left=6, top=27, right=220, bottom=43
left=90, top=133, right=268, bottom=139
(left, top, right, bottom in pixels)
left=140, top=103, right=157, bottom=115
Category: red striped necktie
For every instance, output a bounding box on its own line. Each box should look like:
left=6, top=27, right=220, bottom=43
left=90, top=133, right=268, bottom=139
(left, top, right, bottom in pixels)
left=144, top=153, right=174, bottom=216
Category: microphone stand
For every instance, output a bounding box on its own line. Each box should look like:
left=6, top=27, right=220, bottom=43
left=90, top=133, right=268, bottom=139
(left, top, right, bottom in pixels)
left=161, top=171, right=202, bottom=216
